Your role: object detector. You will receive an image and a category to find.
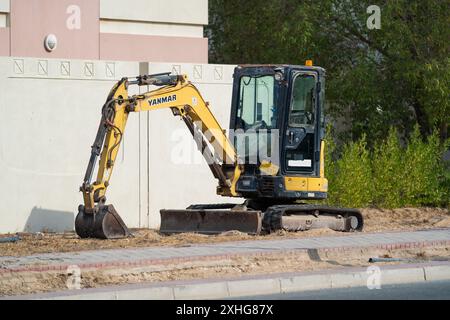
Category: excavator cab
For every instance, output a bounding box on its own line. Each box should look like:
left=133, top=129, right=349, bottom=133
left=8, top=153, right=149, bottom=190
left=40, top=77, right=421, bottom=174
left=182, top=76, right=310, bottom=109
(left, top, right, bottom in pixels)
left=75, top=64, right=363, bottom=239
left=229, top=65, right=327, bottom=201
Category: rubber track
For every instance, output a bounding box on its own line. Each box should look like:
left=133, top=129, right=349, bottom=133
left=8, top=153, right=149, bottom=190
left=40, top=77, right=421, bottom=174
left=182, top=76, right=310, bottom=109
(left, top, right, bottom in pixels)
left=262, top=204, right=364, bottom=233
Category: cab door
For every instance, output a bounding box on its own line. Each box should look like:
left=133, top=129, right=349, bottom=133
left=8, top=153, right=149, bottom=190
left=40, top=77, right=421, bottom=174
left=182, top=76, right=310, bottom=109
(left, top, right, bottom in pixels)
left=282, top=70, right=322, bottom=177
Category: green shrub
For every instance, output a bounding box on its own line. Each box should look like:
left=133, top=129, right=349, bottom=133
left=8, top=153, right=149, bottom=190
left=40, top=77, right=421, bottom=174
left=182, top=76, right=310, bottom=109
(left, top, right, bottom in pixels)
left=403, top=126, right=447, bottom=206
left=372, top=127, right=405, bottom=208
left=330, top=134, right=374, bottom=207
left=323, top=125, right=448, bottom=208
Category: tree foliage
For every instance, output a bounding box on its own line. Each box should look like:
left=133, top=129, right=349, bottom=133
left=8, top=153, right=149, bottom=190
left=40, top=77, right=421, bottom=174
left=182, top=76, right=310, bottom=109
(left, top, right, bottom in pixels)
left=207, top=0, right=450, bottom=142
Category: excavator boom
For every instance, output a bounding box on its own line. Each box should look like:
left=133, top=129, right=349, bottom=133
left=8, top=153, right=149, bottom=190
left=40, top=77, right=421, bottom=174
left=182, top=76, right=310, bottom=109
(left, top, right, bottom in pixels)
left=76, top=73, right=249, bottom=238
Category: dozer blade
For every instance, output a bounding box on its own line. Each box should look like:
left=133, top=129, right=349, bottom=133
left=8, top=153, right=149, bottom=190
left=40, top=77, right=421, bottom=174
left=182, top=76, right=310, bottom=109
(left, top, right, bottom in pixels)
left=160, top=209, right=262, bottom=235
left=75, top=204, right=132, bottom=239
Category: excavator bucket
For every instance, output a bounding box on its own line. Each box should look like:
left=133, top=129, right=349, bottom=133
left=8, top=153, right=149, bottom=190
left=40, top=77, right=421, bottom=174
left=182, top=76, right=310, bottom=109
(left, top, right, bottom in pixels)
left=160, top=209, right=262, bottom=235
left=75, top=204, right=132, bottom=239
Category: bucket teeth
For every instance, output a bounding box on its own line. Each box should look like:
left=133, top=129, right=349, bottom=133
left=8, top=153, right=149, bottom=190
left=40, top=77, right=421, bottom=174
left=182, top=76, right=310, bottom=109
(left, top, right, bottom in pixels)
left=75, top=204, right=132, bottom=239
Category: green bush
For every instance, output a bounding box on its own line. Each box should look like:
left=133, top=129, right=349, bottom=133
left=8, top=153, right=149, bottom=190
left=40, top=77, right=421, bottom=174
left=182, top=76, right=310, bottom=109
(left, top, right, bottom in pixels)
left=403, top=126, right=447, bottom=206
left=324, top=125, right=449, bottom=208
left=329, top=134, right=374, bottom=208
left=372, top=127, right=405, bottom=208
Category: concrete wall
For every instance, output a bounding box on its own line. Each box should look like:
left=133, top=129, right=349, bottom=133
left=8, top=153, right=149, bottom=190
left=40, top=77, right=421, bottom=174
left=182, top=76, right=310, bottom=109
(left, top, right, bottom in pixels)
left=0, top=57, right=237, bottom=233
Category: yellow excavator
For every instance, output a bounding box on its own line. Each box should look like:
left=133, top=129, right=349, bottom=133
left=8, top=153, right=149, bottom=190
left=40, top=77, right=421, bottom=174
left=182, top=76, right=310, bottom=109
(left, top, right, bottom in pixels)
left=76, top=62, right=364, bottom=239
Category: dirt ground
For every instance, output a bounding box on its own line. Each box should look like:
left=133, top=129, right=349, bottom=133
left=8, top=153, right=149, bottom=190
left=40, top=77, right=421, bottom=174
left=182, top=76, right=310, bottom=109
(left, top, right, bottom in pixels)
left=0, top=207, right=449, bottom=257
left=1, top=245, right=448, bottom=296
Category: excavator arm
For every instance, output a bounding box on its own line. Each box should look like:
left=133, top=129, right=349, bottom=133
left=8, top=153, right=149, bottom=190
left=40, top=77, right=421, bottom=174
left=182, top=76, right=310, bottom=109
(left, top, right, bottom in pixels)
left=77, top=73, right=242, bottom=238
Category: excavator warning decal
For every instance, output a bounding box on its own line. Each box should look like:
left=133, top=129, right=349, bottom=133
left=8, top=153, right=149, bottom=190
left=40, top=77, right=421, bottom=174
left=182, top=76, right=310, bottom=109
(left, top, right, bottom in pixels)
left=149, top=94, right=177, bottom=106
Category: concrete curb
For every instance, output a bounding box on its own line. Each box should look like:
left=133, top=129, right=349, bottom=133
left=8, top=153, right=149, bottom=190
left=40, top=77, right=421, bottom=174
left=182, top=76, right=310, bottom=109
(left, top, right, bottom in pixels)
left=6, top=262, right=450, bottom=300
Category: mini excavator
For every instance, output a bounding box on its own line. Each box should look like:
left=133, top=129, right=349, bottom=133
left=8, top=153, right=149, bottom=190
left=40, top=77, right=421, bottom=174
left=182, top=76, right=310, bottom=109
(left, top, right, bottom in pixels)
left=76, top=62, right=364, bottom=239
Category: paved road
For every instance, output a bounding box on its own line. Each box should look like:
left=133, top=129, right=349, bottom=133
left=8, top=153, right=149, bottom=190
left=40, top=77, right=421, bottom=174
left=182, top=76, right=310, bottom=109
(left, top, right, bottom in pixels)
left=238, top=280, right=450, bottom=300
left=1, top=228, right=449, bottom=273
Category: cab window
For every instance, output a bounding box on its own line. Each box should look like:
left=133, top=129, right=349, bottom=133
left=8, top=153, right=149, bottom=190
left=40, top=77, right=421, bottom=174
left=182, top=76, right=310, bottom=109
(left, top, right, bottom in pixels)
left=289, top=74, right=316, bottom=127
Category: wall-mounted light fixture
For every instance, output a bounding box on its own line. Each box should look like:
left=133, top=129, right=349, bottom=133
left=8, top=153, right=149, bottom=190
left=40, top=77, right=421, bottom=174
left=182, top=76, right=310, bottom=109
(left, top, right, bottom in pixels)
left=44, top=34, right=58, bottom=52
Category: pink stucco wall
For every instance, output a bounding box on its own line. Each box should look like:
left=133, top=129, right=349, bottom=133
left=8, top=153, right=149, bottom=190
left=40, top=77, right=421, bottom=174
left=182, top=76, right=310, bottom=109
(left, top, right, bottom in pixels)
left=3, top=0, right=209, bottom=63
left=100, top=33, right=208, bottom=63
left=10, top=0, right=99, bottom=59
left=0, top=28, right=9, bottom=56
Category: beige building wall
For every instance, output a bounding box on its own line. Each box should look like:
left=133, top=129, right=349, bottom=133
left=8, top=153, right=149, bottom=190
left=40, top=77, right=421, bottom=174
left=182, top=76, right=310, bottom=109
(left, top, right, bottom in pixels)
left=0, top=57, right=237, bottom=233
left=100, top=0, right=208, bottom=25
left=0, top=0, right=9, bottom=11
